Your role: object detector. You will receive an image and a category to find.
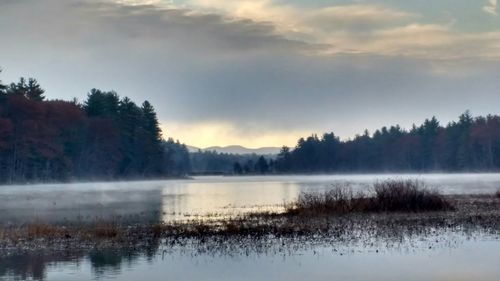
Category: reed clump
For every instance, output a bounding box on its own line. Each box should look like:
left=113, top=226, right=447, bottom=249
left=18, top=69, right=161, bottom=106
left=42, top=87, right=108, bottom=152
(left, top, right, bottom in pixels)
left=372, top=180, right=453, bottom=212
left=287, top=180, right=454, bottom=216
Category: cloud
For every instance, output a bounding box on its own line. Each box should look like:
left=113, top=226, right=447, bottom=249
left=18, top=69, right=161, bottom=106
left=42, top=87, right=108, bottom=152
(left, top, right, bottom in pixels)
left=188, top=1, right=418, bottom=40
left=185, top=0, right=500, bottom=61
left=304, top=5, right=417, bottom=32
left=1, top=0, right=500, bottom=147
left=483, top=0, right=498, bottom=16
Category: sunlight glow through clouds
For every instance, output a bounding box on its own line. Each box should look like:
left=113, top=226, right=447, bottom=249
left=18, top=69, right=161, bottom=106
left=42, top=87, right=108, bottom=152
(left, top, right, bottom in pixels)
left=162, top=121, right=306, bottom=148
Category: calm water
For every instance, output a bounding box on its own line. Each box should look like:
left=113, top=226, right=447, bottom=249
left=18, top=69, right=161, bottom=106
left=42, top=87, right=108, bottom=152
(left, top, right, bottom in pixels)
left=1, top=235, right=500, bottom=281
left=1, top=174, right=500, bottom=224
left=1, top=174, right=500, bottom=280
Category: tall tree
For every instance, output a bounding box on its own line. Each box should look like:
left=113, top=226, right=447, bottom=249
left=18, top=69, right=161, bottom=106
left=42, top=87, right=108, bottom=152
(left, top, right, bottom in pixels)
left=26, top=78, right=45, bottom=101
left=140, top=101, right=164, bottom=176
left=84, top=89, right=119, bottom=119
left=117, top=97, right=142, bottom=176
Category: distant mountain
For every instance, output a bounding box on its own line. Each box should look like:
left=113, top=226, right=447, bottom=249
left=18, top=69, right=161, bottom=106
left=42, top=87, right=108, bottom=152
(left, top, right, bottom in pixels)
left=186, top=145, right=202, bottom=153
left=187, top=145, right=281, bottom=155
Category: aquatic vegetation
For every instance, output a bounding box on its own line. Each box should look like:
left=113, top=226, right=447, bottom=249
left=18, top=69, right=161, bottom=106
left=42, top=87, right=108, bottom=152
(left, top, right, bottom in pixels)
left=372, top=180, right=453, bottom=212
left=1, top=181, right=499, bottom=255
left=287, top=180, right=453, bottom=216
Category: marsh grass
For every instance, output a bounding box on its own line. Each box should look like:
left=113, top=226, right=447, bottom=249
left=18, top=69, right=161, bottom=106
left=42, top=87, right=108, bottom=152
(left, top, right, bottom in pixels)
left=26, top=223, right=64, bottom=239
left=92, top=223, right=120, bottom=238
left=287, top=180, right=453, bottom=216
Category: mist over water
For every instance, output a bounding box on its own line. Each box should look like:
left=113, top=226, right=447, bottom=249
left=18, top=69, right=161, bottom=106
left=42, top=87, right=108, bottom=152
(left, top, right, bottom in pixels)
left=1, top=174, right=500, bottom=225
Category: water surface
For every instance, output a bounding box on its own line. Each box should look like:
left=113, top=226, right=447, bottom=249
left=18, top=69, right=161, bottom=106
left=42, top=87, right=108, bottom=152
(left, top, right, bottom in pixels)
left=1, top=234, right=500, bottom=281
left=2, top=174, right=500, bottom=280
left=1, top=174, right=500, bottom=224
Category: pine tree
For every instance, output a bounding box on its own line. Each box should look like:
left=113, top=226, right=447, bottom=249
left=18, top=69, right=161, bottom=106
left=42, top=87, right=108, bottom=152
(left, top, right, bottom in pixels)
left=140, top=101, right=164, bottom=176
left=117, top=97, right=142, bottom=176
left=84, top=89, right=119, bottom=118
left=26, top=78, right=45, bottom=101
left=7, top=78, right=28, bottom=97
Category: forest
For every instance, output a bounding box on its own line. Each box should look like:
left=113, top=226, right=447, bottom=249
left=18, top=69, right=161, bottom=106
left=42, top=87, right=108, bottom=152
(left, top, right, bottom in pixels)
left=0, top=72, right=192, bottom=183
left=273, top=113, right=500, bottom=173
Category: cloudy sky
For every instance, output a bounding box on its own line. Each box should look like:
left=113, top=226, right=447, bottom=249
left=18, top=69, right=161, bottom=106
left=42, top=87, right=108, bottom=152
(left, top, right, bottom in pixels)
left=1, top=0, right=500, bottom=148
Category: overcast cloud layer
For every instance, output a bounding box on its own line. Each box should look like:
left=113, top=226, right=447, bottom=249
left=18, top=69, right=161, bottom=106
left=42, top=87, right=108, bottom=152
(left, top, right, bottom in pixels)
left=1, top=0, right=500, bottom=147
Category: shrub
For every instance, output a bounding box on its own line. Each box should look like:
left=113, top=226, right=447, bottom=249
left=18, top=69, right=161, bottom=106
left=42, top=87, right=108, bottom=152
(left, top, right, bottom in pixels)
left=287, top=180, right=453, bottom=215
left=292, top=185, right=361, bottom=215
left=372, top=180, right=453, bottom=212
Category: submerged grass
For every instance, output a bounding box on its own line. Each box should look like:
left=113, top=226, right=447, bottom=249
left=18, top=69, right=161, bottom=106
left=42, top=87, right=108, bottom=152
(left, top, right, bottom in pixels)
left=287, top=180, right=454, bottom=216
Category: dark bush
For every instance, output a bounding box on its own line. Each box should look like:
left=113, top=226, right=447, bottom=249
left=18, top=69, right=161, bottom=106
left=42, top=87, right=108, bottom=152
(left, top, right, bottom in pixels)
left=287, top=180, right=453, bottom=215
left=372, top=180, right=453, bottom=212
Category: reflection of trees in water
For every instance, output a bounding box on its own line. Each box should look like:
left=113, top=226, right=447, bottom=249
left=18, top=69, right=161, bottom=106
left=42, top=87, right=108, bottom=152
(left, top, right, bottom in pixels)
left=0, top=251, right=85, bottom=281
left=0, top=244, right=160, bottom=281
left=88, top=247, right=158, bottom=278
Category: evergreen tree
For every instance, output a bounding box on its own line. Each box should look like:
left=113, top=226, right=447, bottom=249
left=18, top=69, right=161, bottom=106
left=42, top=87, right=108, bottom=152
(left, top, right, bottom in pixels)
left=26, top=78, right=45, bottom=101
left=117, top=97, right=142, bottom=176
left=456, top=111, right=473, bottom=170
left=140, top=100, right=164, bottom=176
left=7, top=77, right=28, bottom=97
left=84, top=89, right=119, bottom=118
left=255, top=156, right=269, bottom=174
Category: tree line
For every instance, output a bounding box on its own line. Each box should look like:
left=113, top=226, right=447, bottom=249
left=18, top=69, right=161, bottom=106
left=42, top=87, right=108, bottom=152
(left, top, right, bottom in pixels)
left=3, top=70, right=500, bottom=182
left=0, top=72, right=191, bottom=183
left=273, top=113, right=500, bottom=173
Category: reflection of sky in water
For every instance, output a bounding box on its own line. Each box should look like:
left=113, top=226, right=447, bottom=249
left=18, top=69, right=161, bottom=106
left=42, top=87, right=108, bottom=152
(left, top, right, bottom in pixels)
left=161, top=179, right=299, bottom=221
left=1, top=174, right=500, bottom=224
left=2, top=236, right=500, bottom=281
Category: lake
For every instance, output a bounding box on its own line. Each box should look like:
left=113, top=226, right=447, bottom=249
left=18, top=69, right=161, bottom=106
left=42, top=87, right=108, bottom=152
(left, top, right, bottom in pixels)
left=1, top=174, right=500, bottom=280
left=1, top=174, right=500, bottom=224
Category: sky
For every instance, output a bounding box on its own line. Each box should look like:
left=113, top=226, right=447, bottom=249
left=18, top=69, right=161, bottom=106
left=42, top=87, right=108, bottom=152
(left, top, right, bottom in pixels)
left=1, top=0, right=500, bottom=148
